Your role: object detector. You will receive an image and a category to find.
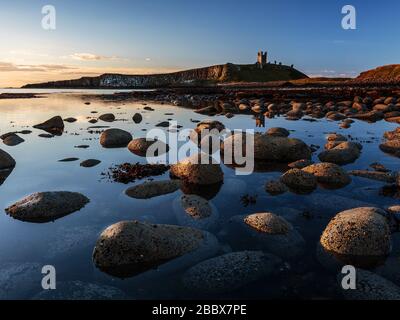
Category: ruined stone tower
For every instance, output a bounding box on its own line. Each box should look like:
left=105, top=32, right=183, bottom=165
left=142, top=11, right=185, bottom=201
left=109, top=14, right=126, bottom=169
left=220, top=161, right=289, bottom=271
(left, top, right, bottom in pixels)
left=257, top=50, right=267, bottom=68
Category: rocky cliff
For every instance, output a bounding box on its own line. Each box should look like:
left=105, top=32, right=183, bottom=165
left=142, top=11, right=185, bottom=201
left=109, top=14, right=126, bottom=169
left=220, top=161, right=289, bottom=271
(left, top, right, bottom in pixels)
left=23, top=63, right=308, bottom=89
left=356, top=64, right=400, bottom=83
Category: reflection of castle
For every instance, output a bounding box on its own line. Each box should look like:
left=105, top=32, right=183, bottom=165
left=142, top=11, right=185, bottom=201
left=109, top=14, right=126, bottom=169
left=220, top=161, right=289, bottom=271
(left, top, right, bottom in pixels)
left=257, top=50, right=268, bottom=68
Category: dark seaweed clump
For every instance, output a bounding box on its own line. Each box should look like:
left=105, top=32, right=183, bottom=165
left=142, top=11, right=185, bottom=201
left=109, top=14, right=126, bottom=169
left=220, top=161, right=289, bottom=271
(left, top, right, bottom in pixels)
left=103, top=162, right=170, bottom=184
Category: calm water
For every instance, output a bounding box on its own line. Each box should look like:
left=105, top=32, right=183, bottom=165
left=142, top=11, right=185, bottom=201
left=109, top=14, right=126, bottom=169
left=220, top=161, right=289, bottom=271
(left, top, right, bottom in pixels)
left=0, top=91, right=398, bottom=299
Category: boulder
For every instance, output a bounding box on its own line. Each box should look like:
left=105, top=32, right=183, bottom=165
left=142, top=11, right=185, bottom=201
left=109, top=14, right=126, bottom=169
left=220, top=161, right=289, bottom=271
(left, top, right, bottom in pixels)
left=339, top=269, right=400, bottom=300
left=265, top=179, right=288, bottom=195
left=170, top=153, right=223, bottom=185
left=318, top=142, right=361, bottom=165
left=98, top=113, right=115, bottom=122
left=380, top=139, right=400, bottom=157
left=266, top=127, right=290, bottom=137
left=127, top=138, right=169, bottom=157
left=132, top=113, right=143, bottom=124
left=302, top=162, right=351, bottom=188
left=80, top=159, right=101, bottom=168
left=33, top=116, right=64, bottom=135
left=1, top=133, right=24, bottom=146
left=100, top=129, right=132, bottom=148
left=5, top=191, right=90, bottom=223
left=0, top=149, right=16, bottom=169
left=93, top=220, right=218, bottom=277
left=182, top=251, right=281, bottom=295
left=320, top=207, right=391, bottom=268
left=280, top=168, right=317, bottom=193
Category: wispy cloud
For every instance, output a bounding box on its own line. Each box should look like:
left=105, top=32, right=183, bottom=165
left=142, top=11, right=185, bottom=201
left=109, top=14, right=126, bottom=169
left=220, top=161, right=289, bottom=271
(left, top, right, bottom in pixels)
left=68, top=53, right=119, bottom=61
left=0, top=62, right=75, bottom=72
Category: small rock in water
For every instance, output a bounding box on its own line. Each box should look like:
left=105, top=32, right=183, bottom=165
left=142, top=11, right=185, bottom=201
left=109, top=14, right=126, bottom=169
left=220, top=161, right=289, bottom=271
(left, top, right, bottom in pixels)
left=266, top=127, right=290, bottom=137
left=59, top=158, right=79, bottom=162
left=98, top=113, right=115, bottom=122
left=100, top=128, right=132, bottom=148
left=0, top=148, right=16, bottom=170
left=33, top=116, right=64, bottom=135
left=132, top=113, right=143, bottom=124
left=280, top=168, right=317, bottom=194
left=349, top=170, right=396, bottom=183
left=369, top=162, right=390, bottom=172
left=265, top=179, right=288, bottom=196
left=64, top=117, right=77, bottom=123
left=5, top=191, right=90, bottom=223
left=80, top=159, right=101, bottom=168
left=127, top=138, right=169, bottom=157
left=105, top=162, right=170, bottom=184
left=302, top=162, right=351, bottom=188
left=74, top=145, right=90, bottom=149
left=125, top=180, right=181, bottom=199
left=1, top=133, right=24, bottom=146
left=288, top=159, right=313, bottom=169
left=38, top=133, right=54, bottom=138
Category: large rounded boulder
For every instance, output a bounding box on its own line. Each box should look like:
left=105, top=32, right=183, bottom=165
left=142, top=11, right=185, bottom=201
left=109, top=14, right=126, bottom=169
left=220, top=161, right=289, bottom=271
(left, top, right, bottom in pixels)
left=100, top=129, right=132, bottom=148
left=0, top=149, right=16, bottom=170
left=170, top=153, right=223, bottom=185
left=318, top=142, right=362, bottom=165
left=319, top=207, right=391, bottom=268
left=280, top=168, right=317, bottom=193
left=93, top=220, right=218, bottom=277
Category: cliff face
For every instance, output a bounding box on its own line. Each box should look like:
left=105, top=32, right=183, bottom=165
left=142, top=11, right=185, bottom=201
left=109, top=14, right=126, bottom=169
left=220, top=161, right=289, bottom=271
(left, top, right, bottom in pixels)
left=356, top=64, right=400, bottom=83
left=23, top=63, right=308, bottom=88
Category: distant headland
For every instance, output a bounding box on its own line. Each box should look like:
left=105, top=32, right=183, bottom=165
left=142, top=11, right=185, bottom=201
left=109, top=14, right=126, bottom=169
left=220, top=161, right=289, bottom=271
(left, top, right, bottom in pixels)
left=22, top=51, right=308, bottom=89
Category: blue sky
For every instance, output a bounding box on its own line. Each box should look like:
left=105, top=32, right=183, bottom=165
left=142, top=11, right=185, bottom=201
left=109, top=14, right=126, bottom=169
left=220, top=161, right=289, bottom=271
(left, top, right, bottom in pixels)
left=0, top=0, right=399, bottom=86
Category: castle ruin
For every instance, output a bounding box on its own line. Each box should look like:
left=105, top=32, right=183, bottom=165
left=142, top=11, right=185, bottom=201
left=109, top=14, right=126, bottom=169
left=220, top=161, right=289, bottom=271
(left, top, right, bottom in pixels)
left=257, top=50, right=268, bottom=68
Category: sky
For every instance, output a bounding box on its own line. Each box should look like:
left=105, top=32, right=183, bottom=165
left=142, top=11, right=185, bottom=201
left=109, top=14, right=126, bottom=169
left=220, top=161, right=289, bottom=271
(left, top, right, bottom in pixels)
left=0, top=0, right=399, bottom=87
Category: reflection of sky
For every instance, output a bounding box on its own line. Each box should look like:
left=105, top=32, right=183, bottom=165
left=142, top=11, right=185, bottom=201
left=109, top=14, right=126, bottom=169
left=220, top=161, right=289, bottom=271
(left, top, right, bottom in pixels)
left=0, top=92, right=399, bottom=298
left=1, top=0, right=400, bottom=86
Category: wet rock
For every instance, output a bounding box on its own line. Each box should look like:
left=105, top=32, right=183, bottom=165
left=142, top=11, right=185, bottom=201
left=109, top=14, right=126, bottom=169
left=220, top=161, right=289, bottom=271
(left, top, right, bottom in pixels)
left=339, top=269, right=400, bottom=300
left=1, top=133, right=24, bottom=146
left=195, top=120, right=225, bottom=134
left=224, top=213, right=305, bottom=259
left=80, top=159, right=101, bottom=168
left=100, top=128, right=132, bottom=148
left=303, top=162, right=351, bottom=188
left=320, top=207, right=391, bottom=268
left=125, top=180, right=181, bottom=199
left=98, top=113, right=115, bottom=122
left=93, top=220, right=218, bottom=277
left=223, top=133, right=311, bottom=162
left=280, top=168, right=317, bottom=193
left=63, top=117, right=77, bottom=123
left=383, top=128, right=400, bottom=140
left=38, top=133, right=54, bottom=138
left=380, top=139, right=400, bottom=157
left=132, top=113, right=143, bottom=124
left=170, top=153, right=223, bottom=185
left=182, top=251, right=281, bottom=295
left=349, top=170, right=396, bottom=183
left=88, top=119, right=98, bottom=124
left=266, top=127, right=290, bottom=137
left=265, top=179, right=288, bottom=195
left=351, top=110, right=384, bottom=122
left=370, top=162, right=390, bottom=172
left=5, top=191, right=90, bottom=223
left=59, top=157, right=79, bottom=162
left=156, top=121, right=170, bottom=128
left=288, top=159, right=313, bottom=169
left=0, top=263, right=42, bottom=299
left=173, top=194, right=219, bottom=230
left=33, top=116, right=64, bottom=135
left=318, top=142, right=361, bottom=165
left=327, top=133, right=347, bottom=142
left=32, top=281, right=127, bottom=300
left=0, top=149, right=16, bottom=169
left=127, top=138, right=169, bottom=157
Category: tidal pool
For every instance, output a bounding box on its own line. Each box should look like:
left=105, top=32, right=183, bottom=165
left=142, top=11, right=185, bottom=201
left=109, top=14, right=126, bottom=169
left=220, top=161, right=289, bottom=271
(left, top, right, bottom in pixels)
left=0, top=91, right=398, bottom=299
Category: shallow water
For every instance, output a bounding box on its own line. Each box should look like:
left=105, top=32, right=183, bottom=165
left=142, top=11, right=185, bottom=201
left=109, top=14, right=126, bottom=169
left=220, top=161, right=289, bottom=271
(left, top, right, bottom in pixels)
left=0, top=91, right=399, bottom=299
